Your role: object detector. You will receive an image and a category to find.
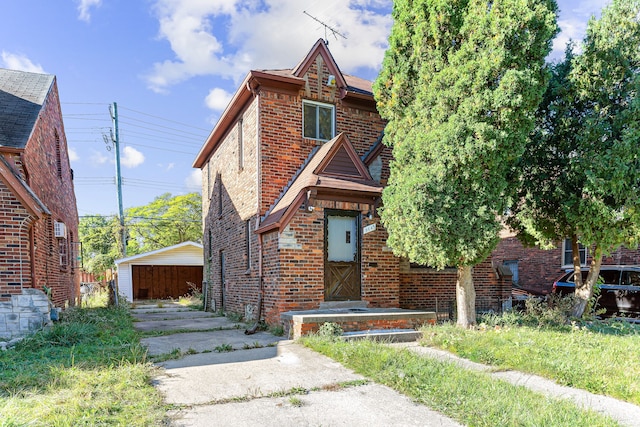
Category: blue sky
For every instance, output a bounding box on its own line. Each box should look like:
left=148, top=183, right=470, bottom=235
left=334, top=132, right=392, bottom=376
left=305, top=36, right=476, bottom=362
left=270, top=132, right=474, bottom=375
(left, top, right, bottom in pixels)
left=1, top=0, right=610, bottom=217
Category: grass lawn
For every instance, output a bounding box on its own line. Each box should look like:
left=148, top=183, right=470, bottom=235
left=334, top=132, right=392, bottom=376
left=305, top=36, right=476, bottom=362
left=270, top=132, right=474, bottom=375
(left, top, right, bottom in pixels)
left=421, top=319, right=640, bottom=405
left=303, top=335, right=618, bottom=427
left=0, top=300, right=167, bottom=426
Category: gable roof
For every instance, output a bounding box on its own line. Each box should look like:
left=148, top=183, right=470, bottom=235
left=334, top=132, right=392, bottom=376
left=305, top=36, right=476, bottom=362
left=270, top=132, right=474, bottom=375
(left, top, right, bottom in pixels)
left=193, top=39, right=375, bottom=168
left=114, top=241, right=204, bottom=265
left=256, top=133, right=382, bottom=234
left=0, top=156, right=50, bottom=218
left=0, top=68, right=54, bottom=150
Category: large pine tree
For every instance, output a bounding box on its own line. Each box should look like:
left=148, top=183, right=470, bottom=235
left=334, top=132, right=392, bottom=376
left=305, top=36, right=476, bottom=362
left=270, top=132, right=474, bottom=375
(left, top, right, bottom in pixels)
left=511, top=0, right=640, bottom=317
left=374, top=0, right=558, bottom=327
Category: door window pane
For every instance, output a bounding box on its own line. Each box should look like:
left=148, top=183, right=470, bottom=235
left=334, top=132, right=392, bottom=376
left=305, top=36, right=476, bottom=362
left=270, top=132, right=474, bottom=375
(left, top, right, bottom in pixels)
left=327, top=216, right=357, bottom=262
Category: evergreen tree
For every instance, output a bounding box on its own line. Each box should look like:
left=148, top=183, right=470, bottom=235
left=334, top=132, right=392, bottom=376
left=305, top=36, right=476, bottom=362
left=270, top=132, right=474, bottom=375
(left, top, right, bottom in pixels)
left=374, top=0, right=558, bottom=327
left=511, top=0, right=640, bottom=317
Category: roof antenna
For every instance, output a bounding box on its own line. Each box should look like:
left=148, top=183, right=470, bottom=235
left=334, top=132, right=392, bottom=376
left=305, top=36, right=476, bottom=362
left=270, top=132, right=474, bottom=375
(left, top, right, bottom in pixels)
left=303, top=11, right=347, bottom=45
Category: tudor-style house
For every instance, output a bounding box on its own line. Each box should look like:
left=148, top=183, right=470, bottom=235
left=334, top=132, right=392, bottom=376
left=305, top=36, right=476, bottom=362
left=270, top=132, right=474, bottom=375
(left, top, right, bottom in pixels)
left=194, top=40, right=512, bottom=326
left=0, top=69, right=80, bottom=339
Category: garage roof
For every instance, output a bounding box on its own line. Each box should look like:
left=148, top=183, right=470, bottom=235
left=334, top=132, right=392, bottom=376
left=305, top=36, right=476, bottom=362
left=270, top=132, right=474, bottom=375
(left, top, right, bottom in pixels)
left=115, top=241, right=203, bottom=265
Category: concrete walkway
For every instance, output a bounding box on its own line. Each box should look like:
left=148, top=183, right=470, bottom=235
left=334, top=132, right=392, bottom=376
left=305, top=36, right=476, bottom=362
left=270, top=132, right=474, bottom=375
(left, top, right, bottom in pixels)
left=132, top=302, right=462, bottom=427
left=133, top=303, right=640, bottom=426
left=393, top=343, right=640, bottom=427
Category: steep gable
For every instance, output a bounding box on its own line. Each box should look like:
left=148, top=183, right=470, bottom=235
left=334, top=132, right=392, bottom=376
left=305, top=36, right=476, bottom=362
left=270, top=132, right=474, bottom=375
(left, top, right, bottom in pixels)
left=292, top=39, right=347, bottom=91
left=257, top=133, right=381, bottom=234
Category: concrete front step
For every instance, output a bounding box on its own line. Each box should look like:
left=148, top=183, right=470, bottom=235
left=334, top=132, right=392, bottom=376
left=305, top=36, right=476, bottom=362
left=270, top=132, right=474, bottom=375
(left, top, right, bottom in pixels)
left=281, top=308, right=436, bottom=339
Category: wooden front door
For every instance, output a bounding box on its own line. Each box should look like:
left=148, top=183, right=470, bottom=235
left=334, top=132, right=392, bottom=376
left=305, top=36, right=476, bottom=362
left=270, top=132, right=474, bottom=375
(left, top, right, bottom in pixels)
left=324, top=211, right=361, bottom=301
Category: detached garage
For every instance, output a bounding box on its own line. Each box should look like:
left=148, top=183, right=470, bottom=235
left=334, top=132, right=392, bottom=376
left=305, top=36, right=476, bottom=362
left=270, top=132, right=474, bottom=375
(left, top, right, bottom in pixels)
left=115, top=241, right=203, bottom=301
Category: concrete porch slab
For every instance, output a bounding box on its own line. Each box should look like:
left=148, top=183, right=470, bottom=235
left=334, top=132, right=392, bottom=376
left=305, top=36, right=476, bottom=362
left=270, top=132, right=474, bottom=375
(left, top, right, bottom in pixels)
left=281, top=308, right=436, bottom=339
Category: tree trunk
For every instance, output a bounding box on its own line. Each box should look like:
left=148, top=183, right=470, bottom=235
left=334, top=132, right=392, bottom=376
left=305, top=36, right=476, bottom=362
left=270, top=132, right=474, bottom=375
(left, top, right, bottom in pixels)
left=456, top=265, right=476, bottom=328
left=571, top=242, right=603, bottom=318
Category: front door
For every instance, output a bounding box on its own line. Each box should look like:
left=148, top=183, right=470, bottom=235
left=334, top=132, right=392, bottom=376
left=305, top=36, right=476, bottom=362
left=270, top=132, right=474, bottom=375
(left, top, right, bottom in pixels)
left=324, top=211, right=361, bottom=301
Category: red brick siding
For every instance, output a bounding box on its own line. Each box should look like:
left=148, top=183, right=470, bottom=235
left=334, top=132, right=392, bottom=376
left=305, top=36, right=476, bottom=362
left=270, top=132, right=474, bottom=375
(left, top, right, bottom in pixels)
left=360, top=212, right=400, bottom=308
left=0, top=182, right=33, bottom=298
left=202, top=100, right=260, bottom=314
left=259, top=55, right=386, bottom=217
left=399, top=259, right=511, bottom=314
left=262, top=200, right=398, bottom=325
left=492, top=237, right=640, bottom=295
left=0, top=79, right=79, bottom=306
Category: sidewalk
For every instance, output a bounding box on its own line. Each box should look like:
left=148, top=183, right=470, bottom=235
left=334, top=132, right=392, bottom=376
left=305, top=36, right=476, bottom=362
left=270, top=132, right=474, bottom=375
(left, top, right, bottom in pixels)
left=133, top=302, right=639, bottom=426
left=393, top=342, right=640, bottom=427
left=132, top=302, right=461, bottom=427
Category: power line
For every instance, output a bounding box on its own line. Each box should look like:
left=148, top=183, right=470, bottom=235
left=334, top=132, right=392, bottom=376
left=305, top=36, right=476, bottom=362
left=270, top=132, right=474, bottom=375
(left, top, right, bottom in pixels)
left=123, top=142, right=198, bottom=155
left=119, top=106, right=211, bottom=132
left=119, top=114, right=209, bottom=138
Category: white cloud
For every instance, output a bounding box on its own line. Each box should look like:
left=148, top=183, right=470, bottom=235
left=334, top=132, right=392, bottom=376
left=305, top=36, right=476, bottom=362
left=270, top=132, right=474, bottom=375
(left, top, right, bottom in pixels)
left=185, top=169, right=202, bottom=192
left=68, top=147, right=79, bottom=162
left=77, top=0, right=102, bottom=23
left=1, top=51, right=45, bottom=73
left=121, top=146, right=145, bottom=168
left=146, top=0, right=392, bottom=92
left=205, top=87, right=233, bottom=112
left=90, top=150, right=109, bottom=166
left=550, top=0, right=611, bottom=60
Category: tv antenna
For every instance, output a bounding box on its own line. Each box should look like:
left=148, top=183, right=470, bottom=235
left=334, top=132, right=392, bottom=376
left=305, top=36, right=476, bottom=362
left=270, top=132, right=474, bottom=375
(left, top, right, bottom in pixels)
left=303, top=11, right=347, bottom=45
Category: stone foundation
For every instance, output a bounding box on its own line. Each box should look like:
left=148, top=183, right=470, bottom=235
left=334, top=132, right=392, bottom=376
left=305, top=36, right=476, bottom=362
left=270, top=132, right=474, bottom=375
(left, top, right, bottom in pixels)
left=0, top=289, right=51, bottom=340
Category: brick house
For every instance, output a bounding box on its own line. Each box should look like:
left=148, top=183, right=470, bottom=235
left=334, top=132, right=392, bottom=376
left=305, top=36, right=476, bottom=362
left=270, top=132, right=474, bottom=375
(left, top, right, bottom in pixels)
left=0, top=69, right=80, bottom=339
left=194, top=40, right=512, bottom=326
left=492, top=234, right=640, bottom=295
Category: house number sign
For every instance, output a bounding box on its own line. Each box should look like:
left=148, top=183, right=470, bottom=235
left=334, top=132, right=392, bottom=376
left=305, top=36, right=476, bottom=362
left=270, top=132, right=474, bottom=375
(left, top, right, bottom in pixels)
left=363, top=224, right=376, bottom=235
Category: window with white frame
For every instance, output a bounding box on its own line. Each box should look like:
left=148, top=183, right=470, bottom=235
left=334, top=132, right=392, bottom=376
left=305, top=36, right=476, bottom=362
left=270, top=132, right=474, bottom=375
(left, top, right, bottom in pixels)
left=303, top=100, right=334, bottom=141
left=562, top=238, right=587, bottom=267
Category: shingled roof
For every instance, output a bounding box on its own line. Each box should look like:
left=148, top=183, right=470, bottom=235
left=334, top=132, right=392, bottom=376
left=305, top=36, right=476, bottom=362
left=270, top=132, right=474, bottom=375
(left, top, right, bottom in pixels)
left=0, top=68, right=54, bottom=149
left=256, top=133, right=382, bottom=234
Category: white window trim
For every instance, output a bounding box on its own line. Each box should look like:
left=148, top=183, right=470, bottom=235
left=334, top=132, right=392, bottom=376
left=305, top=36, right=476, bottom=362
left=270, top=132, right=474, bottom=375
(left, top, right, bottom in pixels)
left=561, top=238, right=587, bottom=268
left=303, top=100, right=335, bottom=141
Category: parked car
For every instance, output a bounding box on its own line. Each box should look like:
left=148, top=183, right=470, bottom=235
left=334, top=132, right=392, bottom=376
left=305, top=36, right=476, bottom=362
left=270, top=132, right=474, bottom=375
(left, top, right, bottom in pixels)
left=552, top=266, right=640, bottom=317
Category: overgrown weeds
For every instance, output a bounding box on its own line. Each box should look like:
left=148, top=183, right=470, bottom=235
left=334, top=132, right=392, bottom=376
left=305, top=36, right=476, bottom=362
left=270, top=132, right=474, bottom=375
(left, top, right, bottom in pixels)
left=177, top=282, right=204, bottom=309
left=302, top=335, right=617, bottom=426
left=422, top=309, right=640, bottom=405
left=0, top=304, right=166, bottom=425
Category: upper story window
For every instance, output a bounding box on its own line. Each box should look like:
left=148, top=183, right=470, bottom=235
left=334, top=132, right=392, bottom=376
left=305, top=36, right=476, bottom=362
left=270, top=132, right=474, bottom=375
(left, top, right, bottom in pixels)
left=562, top=238, right=587, bottom=267
left=303, top=100, right=334, bottom=141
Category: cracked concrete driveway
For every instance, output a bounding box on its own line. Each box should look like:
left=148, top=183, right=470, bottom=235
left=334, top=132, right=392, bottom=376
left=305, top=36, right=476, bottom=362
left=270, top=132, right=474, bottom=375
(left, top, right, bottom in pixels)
left=132, top=302, right=461, bottom=427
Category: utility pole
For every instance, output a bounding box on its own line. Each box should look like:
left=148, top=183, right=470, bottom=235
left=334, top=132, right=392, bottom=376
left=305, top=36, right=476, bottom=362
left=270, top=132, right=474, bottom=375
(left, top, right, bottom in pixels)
left=109, top=102, right=126, bottom=258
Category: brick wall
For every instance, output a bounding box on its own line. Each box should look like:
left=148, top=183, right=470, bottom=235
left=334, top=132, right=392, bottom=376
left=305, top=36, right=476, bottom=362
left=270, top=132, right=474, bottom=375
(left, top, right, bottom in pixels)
left=493, top=236, right=640, bottom=295
left=23, top=79, right=79, bottom=308
left=259, top=55, right=386, bottom=217
left=399, top=259, right=512, bottom=315
left=0, top=182, right=33, bottom=298
left=203, top=99, right=260, bottom=315
left=0, top=79, right=79, bottom=307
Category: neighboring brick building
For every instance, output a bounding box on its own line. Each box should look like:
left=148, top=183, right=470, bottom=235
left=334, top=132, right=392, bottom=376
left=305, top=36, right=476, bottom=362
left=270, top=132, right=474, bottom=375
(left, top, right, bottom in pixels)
left=194, top=40, right=511, bottom=326
left=0, top=69, right=80, bottom=339
left=492, top=234, right=640, bottom=295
